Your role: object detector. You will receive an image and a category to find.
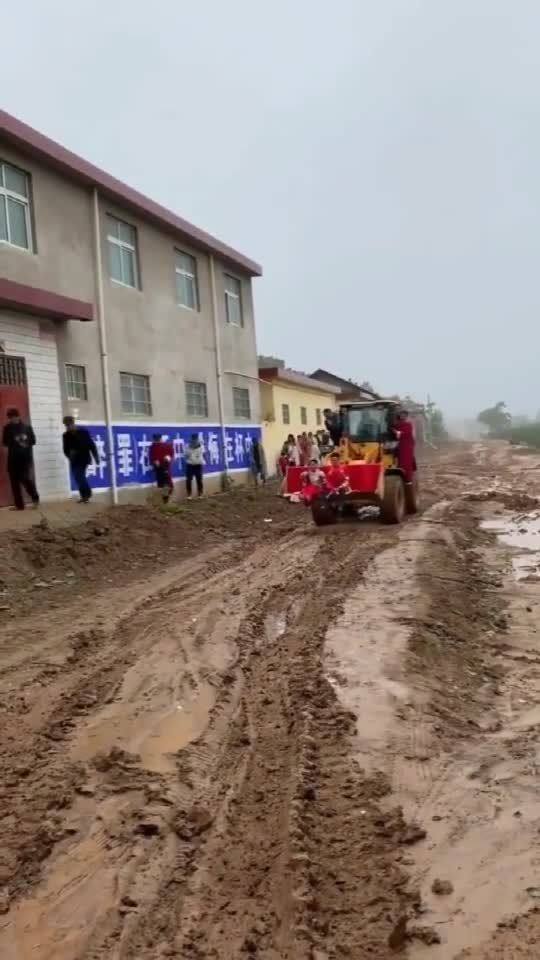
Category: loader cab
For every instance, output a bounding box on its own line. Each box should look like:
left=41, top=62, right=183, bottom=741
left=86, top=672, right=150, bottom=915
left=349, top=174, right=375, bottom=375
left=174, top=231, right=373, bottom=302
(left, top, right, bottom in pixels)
left=339, top=401, right=398, bottom=444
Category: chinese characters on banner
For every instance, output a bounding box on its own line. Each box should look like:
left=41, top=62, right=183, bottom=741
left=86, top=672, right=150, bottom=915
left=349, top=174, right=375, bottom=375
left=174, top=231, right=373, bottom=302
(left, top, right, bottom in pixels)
left=77, top=424, right=261, bottom=491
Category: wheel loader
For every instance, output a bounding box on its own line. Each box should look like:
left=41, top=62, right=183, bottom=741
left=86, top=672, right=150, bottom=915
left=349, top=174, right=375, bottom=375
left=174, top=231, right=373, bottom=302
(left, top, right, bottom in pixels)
left=285, top=400, right=418, bottom=526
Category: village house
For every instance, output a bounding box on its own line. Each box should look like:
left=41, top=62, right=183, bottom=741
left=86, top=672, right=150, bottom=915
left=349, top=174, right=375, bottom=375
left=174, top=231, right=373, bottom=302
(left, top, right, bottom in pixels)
left=258, top=362, right=340, bottom=473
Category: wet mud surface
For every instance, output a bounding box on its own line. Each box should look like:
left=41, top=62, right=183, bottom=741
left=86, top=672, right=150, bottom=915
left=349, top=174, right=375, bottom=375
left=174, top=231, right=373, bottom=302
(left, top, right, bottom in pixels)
left=2, top=446, right=540, bottom=958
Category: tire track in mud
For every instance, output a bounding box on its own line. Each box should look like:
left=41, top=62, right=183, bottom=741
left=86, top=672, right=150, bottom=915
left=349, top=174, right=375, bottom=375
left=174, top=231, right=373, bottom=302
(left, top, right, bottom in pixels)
left=117, top=528, right=418, bottom=960
left=0, top=531, right=323, bottom=959
left=0, top=535, right=309, bottom=916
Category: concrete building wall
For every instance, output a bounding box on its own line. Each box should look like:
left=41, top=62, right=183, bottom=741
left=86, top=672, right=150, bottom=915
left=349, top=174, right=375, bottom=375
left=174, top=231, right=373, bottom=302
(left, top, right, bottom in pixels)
left=49, top=196, right=261, bottom=429
left=97, top=197, right=217, bottom=425
left=0, top=143, right=95, bottom=303
left=0, top=311, right=68, bottom=499
left=92, top=198, right=260, bottom=428
left=217, top=271, right=260, bottom=424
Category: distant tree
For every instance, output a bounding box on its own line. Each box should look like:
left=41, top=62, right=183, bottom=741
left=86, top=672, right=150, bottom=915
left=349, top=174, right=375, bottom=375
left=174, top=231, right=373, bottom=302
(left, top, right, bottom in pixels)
left=425, top=400, right=448, bottom=442
left=477, top=402, right=512, bottom=436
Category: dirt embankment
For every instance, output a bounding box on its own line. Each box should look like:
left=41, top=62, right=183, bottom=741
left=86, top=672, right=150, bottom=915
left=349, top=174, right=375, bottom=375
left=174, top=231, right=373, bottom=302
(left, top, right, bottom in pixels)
left=2, top=445, right=540, bottom=959
left=0, top=488, right=297, bottom=615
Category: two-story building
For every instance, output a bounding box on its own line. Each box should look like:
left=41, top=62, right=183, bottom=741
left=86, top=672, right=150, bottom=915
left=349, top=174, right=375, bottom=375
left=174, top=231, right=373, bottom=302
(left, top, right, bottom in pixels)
left=0, top=110, right=262, bottom=506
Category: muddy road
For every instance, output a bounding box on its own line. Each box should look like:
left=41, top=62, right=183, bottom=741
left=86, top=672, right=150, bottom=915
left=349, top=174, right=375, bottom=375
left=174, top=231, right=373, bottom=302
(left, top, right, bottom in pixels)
left=2, top=443, right=540, bottom=959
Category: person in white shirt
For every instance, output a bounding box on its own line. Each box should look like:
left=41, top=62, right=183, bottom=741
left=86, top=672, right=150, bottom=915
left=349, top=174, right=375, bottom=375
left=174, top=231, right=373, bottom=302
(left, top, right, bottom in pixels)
left=184, top=433, right=205, bottom=498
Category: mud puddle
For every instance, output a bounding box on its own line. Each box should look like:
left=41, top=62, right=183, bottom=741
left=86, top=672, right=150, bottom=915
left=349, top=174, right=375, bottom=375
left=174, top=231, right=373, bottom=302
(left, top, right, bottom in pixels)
left=137, top=685, right=214, bottom=773
left=482, top=512, right=540, bottom=581
left=76, top=682, right=215, bottom=775
left=263, top=611, right=287, bottom=645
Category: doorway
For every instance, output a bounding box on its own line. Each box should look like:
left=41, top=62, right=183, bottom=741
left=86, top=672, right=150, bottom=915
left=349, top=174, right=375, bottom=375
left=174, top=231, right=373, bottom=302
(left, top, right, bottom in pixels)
left=0, top=354, right=30, bottom=507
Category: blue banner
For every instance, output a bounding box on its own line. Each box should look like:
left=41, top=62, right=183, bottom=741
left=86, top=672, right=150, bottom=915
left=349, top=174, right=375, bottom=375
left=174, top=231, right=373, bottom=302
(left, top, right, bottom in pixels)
left=72, top=423, right=261, bottom=491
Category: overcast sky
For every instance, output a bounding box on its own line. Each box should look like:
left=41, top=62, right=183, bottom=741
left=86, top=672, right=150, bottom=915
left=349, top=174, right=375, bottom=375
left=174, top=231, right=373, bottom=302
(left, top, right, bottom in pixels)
left=2, top=1, right=539, bottom=417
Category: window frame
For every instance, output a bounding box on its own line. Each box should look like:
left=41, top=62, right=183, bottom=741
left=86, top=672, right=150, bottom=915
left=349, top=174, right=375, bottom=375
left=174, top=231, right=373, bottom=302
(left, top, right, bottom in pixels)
left=233, top=386, right=251, bottom=420
left=107, top=215, right=140, bottom=289
left=300, top=406, right=307, bottom=426
left=224, top=274, right=243, bottom=327
left=316, top=408, right=322, bottom=426
left=185, top=380, right=209, bottom=419
left=119, top=371, right=152, bottom=416
left=65, top=363, right=88, bottom=402
left=175, top=250, right=200, bottom=311
left=282, top=403, right=290, bottom=425
left=0, top=159, right=33, bottom=252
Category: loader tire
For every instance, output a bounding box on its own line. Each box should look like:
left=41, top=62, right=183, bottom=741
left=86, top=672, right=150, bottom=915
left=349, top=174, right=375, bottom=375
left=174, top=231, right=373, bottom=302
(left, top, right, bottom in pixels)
left=380, top=474, right=405, bottom=524
left=404, top=475, right=419, bottom=515
left=311, top=498, right=337, bottom=526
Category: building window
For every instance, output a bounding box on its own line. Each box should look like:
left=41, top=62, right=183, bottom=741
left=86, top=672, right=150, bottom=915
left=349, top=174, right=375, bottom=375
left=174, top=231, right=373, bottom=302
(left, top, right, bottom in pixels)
left=185, top=380, right=208, bottom=418
left=120, top=372, right=152, bottom=415
left=175, top=251, right=199, bottom=310
left=300, top=406, right=307, bottom=426
left=0, top=160, right=32, bottom=251
left=107, top=215, right=139, bottom=288
left=282, top=403, right=290, bottom=425
left=316, top=408, right=322, bottom=426
left=65, top=364, right=88, bottom=402
left=233, top=387, right=251, bottom=419
left=224, top=274, right=242, bottom=326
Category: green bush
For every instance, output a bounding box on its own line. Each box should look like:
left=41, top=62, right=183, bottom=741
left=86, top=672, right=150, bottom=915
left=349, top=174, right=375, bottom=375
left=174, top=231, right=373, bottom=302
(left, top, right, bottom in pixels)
left=502, top=424, right=540, bottom=448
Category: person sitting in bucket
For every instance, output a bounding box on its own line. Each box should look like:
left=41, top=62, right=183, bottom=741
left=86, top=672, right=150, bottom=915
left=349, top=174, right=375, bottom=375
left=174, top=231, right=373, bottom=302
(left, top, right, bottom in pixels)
left=325, top=451, right=351, bottom=495
left=300, top=458, right=326, bottom=504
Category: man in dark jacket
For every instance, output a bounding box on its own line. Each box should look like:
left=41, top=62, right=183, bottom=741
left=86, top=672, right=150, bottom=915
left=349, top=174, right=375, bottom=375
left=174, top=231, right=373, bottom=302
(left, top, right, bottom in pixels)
left=323, top=408, right=342, bottom=447
left=2, top=408, right=40, bottom=510
left=62, top=416, right=99, bottom=503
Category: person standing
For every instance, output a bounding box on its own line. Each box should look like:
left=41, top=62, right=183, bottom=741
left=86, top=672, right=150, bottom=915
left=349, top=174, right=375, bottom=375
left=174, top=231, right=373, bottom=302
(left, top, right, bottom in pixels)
left=323, top=408, right=342, bottom=447
left=62, top=416, right=99, bottom=503
left=394, top=410, right=416, bottom=484
left=307, top=432, right=321, bottom=463
left=298, top=432, right=309, bottom=466
left=149, top=433, right=174, bottom=503
left=285, top=434, right=300, bottom=466
left=2, top=408, right=40, bottom=510
left=250, top=438, right=266, bottom=486
left=278, top=443, right=289, bottom=478
left=184, top=433, right=204, bottom=498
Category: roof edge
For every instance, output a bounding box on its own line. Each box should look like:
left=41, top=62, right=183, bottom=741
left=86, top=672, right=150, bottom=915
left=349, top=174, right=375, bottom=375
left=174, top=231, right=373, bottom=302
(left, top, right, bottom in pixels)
left=259, top=366, right=340, bottom=395
left=0, top=110, right=262, bottom=278
left=310, top=369, right=379, bottom=398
